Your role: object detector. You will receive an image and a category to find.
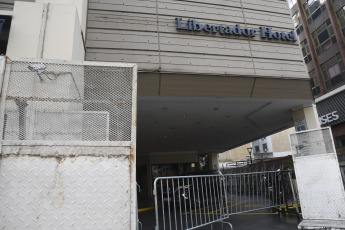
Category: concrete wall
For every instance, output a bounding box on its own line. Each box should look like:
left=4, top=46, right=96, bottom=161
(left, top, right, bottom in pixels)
left=0, top=0, right=34, bottom=10
left=218, top=143, right=251, bottom=163
left=271, top=127, right=295, bottom=153
left=86, top=0, right=308, bottom=79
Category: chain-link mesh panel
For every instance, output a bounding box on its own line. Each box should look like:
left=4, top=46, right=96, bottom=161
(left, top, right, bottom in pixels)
left=3, top=61, right=133, bottom=141
left=290, top=128, right=335, bottom=157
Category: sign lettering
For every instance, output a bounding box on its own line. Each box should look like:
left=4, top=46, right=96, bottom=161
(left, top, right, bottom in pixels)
left=319, top=111, right=339, bottom=125
left=175, top=18, right=297, bottom=42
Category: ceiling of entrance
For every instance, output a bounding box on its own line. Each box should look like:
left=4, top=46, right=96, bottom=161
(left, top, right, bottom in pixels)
left=137, top=96, right=313, bottom=155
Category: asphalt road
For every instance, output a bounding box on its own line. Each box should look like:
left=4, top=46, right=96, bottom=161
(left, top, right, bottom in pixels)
left=139, top=208, right=299, bottom=230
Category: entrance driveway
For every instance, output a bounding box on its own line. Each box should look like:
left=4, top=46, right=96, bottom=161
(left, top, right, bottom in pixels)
left=139, top=208, right=299, bottom=230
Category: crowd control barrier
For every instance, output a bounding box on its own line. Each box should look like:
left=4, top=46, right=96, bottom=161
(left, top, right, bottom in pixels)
left=153, top=170, right=296, bottom=230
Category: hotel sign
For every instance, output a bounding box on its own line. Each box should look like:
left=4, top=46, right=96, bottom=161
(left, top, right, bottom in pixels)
left=175, top=18, right=297, bottom=42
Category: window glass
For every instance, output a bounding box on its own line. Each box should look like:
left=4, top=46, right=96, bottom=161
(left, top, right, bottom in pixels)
left=255, top=146, right=260, bottom=153
left=300, top=39, right=312, bottom=64
left=292, top=13, right=300, bottom=27
left=312, top=21, right=336, bottom=54
left=321, top=55, right=345, bottom=91
left=336, top=7, right=345, bottom=36
left=309, top=70, right=321, bottom=96
left=303, top=0, right=326, bottom=23
left=318, top=29, right=329, bottom=44
left=337, top=135, right=345, bottom=148
left=308, top=0, right=320, bottom=14
left=288, top=0, right=297, bottom=9
left=328, top=64, right=341, bottom=78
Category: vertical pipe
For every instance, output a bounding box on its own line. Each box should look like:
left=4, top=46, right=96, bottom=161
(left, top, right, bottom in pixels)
left=178, top=179, right=183, bottom=230
left=297, top=0, right=327, bottom=94
left=167, top=180, right=172, bottom=230
left=200, top=177, right=206, bottom=224
left=208, top=177, right=214, bottom=221
left=154, top=179, right=159, bottom=230
left=161, top=180, right=166, bottom=230
left=172, top=179, right=177, bottom=230
left=187, top=178, right=193, bottom=227
left=204, top=177, right=211, bottom=223
left=192, top=177, right=197, bottom=226
left=196, top=178, right=202, bottom=224
left=15, top=100, right=28, bottom=140
left=182, top=179, right=188, bottom=229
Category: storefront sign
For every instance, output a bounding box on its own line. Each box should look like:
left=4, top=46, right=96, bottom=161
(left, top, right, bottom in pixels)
left=175, top=18, right=297, bottom=42
left=319, top=111, right=339, bottom=125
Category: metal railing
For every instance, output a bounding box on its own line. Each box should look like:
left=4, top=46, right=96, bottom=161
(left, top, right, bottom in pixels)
left=153, top=170, right=296, bottom=230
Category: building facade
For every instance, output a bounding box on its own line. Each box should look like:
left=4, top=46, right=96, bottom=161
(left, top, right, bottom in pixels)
left=288, top=0, right=345, bottom=174
left=0, top=0, right=337, bottom=228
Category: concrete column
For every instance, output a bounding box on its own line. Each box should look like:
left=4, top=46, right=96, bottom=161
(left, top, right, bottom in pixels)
left=292, top=104, right=321, bottom=131
left=209, top=153, right=219, bottom=170
left=35, top=0, right=88, bottom=39
left=325, top=0, right=345, bottom=67
left=297, top=0, right=327, bottom=95
left=6, top=1, right=85, bottom=61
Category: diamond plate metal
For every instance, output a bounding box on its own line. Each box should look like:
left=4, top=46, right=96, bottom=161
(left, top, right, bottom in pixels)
left=0, top=154, right=131, bottom=230
left=290, top=128, right=345, bottom=221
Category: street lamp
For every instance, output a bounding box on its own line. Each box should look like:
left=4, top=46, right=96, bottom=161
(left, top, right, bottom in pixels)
left=247, top=147, right=253, bottom=165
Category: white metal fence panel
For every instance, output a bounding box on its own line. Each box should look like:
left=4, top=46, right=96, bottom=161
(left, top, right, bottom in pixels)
left=0, top=58, right=138, bottom=230
left=290, top=128, right=345, bottom=221
left=2, top=60, right=133, bottom=142
left=154, top=171, right=294, bottom=230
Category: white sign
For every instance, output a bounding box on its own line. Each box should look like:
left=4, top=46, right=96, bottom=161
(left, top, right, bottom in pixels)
left=319, top=111, right=339, bottom=125
left=295, top=118, right=307, bottom=132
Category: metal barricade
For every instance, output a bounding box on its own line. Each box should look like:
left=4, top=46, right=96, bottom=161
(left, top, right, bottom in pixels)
left=153, top=170, right=295, bottom=230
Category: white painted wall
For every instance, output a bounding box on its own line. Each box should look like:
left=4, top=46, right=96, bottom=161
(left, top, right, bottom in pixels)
left=6, top=1, right=85, bottom=61
left=36, top=0, right=87, bottom=38
left=6, top=3, right=45, bottom=59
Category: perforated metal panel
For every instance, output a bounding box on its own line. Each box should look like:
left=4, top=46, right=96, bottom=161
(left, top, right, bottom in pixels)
left=2, top=61, right=133, bottom=141
left=290, top=128, right=334, bottom=157
left=290, top=128, right=345, bottom=221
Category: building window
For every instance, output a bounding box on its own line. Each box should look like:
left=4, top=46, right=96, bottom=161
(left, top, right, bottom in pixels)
left=309, top=70, right=321, bottom=96
left=337, top=6, right=345, bottom=36
left=300, top=39, right=312, bottom=64
left=262, top=143, right=268, bottom=152
left=287, top=0, right=297, bottom=9
left=255, top=145, right=260, bottom=153
left=321, top=54, right=345, bottom=90
left=312, top=20, right=336, bottom=55
left=293, top=12, right=304, bottom=35
left=328, top=64, right=341, bottom=79
left=304, top=0, right=326, bottom=24
left=337, top=135, right=345, bottom=148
